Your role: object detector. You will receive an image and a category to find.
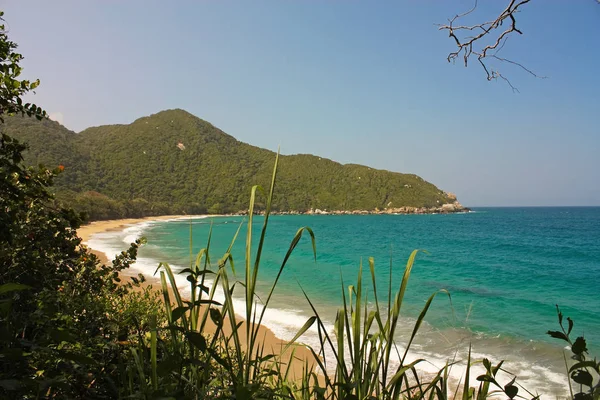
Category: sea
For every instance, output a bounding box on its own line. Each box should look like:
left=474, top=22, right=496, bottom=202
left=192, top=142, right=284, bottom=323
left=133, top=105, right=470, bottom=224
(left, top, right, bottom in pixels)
left=87, top=207, right=600, bottom=398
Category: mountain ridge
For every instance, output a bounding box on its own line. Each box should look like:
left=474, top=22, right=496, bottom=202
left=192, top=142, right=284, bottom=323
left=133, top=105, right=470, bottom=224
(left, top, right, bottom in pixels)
left=1, top=109, right=466, bottom=220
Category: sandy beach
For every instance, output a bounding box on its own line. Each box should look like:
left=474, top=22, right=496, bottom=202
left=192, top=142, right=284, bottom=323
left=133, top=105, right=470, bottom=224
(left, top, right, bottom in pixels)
left=78, top=215, right=205, bottom=264
left=78, top=215, right=319, bottom=381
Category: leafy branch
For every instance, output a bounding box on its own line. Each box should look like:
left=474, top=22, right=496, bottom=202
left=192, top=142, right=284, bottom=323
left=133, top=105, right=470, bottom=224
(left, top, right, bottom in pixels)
left=0, top=11, right=46, bottom=120
left=547, top=305, right=599, bottom=400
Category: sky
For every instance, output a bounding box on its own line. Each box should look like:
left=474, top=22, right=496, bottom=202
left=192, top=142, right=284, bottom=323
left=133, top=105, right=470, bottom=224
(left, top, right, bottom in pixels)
left=2, top=0, right=599, bottom=206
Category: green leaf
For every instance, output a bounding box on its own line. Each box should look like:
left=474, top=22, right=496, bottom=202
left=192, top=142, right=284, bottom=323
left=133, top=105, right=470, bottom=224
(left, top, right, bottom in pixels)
left=193, top=299, right=221, bottom=306
left=207, top=348, right=231, bottom=371
left=57, top=350, right=97, bottom=365
left=186, top=331, right=207, bottom=352
left=171, top=306, right=187, bottom=322
left=573, top=393, right=592, bottom=400
left=178, top=268, right=194, bottom=275
left=0, top=379, right=20, bottom=390
left=209, top=307, right=222, bottom=326
left=571, top=370, right=593, bottom=387
left=476, top=375, right=496, bottom=384
left=572, top=337, right=588, bottom=355
left=547, top=330, right=569, bottom=342
left=504, top=383, right=518, bottom=399
left=0, top=283, right=31, bottom=295
left=482, top=358, right=491, bottom=372
left=567, top=317, right=574, bottom=335
left=462, top=344, right=472, bottom=400
left=50, top=328, right=76, bottom=343
left=569, top=361, right=599, bottom=373
left=282, top=316, right=316, bottom=353
left=198, top=284, right=210, bottom=294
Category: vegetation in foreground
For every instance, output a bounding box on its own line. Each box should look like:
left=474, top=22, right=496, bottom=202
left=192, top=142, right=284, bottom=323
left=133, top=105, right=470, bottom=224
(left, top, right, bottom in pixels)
left=1, top=10, right=599, bottom=400
left=3, top=120, right=600, bottom=399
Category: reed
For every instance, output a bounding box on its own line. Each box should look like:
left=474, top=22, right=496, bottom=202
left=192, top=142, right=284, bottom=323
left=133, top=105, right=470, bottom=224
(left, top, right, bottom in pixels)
left=124, top=153, right=545, bottom=399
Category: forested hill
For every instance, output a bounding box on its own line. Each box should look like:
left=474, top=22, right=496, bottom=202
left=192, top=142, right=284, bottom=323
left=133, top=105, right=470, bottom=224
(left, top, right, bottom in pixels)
left=1, top=109, right=464, bottom=219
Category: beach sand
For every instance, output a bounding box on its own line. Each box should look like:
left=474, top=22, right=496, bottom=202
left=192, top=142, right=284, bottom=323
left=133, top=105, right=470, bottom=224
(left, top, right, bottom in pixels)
left=78, top=216, right=320, bottom=382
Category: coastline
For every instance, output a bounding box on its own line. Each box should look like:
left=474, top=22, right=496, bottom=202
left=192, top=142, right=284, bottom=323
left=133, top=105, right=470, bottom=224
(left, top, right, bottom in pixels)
left=236, top=203, right=470, bottom=216
left=77, top=214, right=571, bottom=397
left=77, top=215, right=319, bottom=381
left=78, top=215, right=198, bottom=264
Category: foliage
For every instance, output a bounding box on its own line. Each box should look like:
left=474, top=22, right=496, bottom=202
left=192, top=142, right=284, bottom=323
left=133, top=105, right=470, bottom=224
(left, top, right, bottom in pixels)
left=547, top=306, right=600, bottom=400
left=0, top=128, right=166, bottom=398
left=70, top=190, right=126, bottom=220
left=0, top=15, right=165, bottom=397
left=116, top=153, right=316, bottom=399
left=0, top=11, right=46, bottom=121
left=0, top=109, right=457, bottom=219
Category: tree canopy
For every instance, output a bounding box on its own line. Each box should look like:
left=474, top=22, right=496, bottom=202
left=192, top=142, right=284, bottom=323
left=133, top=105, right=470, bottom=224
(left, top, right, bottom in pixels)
left=1, top=109, right=461, bottom=219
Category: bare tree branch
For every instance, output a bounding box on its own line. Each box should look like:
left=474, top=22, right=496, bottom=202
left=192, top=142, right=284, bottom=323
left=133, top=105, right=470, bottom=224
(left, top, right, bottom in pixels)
left=438, top=0, right=545, bottom=90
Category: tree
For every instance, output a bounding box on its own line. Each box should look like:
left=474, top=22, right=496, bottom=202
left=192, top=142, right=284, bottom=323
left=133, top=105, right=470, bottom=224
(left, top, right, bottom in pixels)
left=0, top=11, right=45, bottom=120
left=0, top=11, right=162, bottom=398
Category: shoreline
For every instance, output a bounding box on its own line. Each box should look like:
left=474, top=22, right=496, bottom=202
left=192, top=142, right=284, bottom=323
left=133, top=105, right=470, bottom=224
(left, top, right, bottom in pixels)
left=78, top=215, right=201, bottom=264
left=78, top=215, right=569, bottom=397
left=233, top=204, right=470, bottom=216
left=77, top=215, right=319, bottom=381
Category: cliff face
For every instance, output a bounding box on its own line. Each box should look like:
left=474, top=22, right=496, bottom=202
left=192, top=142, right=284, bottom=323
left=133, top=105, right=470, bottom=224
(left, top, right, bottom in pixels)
left=1, top=110, right=466, bottom=215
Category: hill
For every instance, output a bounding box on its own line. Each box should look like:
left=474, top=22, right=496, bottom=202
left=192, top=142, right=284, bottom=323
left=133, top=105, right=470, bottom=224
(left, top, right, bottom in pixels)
left=1, top=109, right=464, bottom=219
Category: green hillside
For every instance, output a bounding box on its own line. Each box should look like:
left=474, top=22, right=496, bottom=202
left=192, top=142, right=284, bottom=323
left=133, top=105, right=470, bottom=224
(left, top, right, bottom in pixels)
left=1, top=109, right=462, bottom=219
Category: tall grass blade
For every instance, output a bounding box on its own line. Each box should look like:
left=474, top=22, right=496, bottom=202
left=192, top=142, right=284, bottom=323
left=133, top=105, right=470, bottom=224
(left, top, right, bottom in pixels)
left=382, top=249, right=421, bottom=385
left=401, top=290, right=449, bottom=365
left=387, top=358, right=426, bottom=390
left=130, top=348, right=147, bottom=391
left=246, top=152, right=280, bottom=382
left=463, top=344, right=472, bottom=400
left=258, top=226, right=316, bottom=340
left=157, top=262, right=187, bottom=327
left=282, top=316, right=317, bottom=354
left=150, top=314, right=158, bottom=391
left=159, top=270, right=172, bottom=324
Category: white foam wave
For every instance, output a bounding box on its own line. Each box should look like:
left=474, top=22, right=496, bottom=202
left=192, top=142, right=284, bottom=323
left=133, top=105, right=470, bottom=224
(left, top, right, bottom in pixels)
left=393, top=346, right=569, bottom=398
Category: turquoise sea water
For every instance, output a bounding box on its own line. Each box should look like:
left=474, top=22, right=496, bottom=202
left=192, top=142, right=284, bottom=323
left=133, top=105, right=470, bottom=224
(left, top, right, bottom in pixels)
left=88, top=207, right=600, bottom=396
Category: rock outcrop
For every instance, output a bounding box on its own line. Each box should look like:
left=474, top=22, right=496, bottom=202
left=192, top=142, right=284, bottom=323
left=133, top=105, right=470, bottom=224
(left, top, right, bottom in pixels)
left=246, top=200, right=470, bottom=216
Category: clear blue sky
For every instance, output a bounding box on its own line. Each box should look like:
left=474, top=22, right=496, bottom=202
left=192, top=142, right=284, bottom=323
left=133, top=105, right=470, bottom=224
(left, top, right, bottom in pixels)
left=3, top=1, right=599, bottom=206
